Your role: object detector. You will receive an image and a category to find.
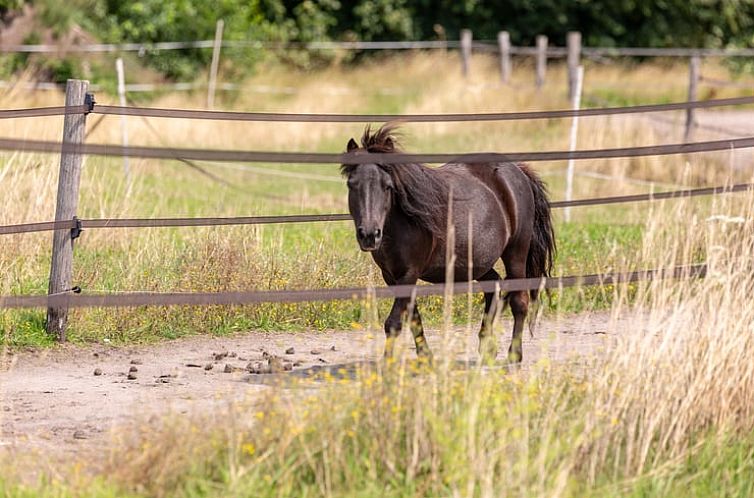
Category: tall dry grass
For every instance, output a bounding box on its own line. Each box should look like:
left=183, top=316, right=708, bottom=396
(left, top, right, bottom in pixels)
left=92, top=191, right=754, bottom=497
left=0, top=52, right=751, bottom=342
left=2, top=53, right=754, bottom=495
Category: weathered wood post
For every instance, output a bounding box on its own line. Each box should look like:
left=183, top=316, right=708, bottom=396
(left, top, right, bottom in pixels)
left=684, top=55, right=700, bottom=141
left=567, top=31, right=582, bottom=100
left=535, top=35, right=548, bottom=88
left=47, top=79, right=90, bottom=342
left=498, top=31, right=511, bottom=83
left=461, top=29, right=472, bottom=78
left=115, top=58, right=130, bottom=184
left=207, top=19, right=224, bottom=109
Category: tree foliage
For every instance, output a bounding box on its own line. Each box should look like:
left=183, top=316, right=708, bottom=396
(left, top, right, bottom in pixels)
left=18, top=0, right=754, bottom=80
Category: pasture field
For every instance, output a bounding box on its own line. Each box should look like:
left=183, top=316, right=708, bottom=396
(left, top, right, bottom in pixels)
left=2, top=52, right=754, bottom=496
left=1, top=53, right=749, bottom=345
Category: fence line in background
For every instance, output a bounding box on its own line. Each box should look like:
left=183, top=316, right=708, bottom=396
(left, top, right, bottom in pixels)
left=3, top=31, right=753, bottom=101
left=0, top=264, right=706, bottom=310
left=1, top=182, right=751, bottom=237
left=1, top=37, right=753, bottom=57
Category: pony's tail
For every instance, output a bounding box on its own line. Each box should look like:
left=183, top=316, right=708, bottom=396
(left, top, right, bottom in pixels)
left=519, top=164, right=556, bottom=302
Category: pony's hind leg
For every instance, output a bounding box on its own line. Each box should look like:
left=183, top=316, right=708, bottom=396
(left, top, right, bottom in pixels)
left=478, top=268, right=503, bottom=362
left=503, top=249, right=529, bottom=363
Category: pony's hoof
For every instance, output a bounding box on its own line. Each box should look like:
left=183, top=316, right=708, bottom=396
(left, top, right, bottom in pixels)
left=506, top=350, right=523, bottom=363
left=478, top=338, right=499, bottom=365
left=415, top=352, right=434, bottom=370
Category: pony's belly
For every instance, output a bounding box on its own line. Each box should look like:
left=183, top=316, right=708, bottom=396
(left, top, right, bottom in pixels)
left=420, top=260, right=500, bottom=284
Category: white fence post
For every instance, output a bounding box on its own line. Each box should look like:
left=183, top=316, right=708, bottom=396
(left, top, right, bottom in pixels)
left=535, top=35, right=548, bottom=88
left=207, top=19, right=225, bottom=109
left=498, top=31, right=511, bottom=84
left=564, top=66, right=584, bottom=223
left=47, top=79, right=90, bottom=342
left=461, top=29, right=472, bottom=78
left=115, top=58, right=131, bottom=185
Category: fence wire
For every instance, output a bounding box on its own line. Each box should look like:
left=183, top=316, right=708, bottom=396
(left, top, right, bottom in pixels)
left=2, top=96, right=754, bottom=121
left=1, top=38, right=754, bottom=57
left=93, top=96, right=754, bottom=122
left=1, top=135, right=754, bottom=164
left=0, top=264, right=706, bottom=309
left=1, top=182, right=751, bottom=236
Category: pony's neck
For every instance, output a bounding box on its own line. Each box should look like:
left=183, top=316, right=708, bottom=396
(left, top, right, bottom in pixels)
left=388, top=163, right=449, bottom=238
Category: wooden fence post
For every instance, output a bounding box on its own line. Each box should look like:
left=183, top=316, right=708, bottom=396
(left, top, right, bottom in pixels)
left=207, top=19, right=224, bottom=109
left=498, top=31, right=511, bottom=84
left=685, top=55, right=700, bottom=141
left=115, top=58, right=130, bottom=185
left=535, top=35, right=548, bottom=88
left=567, top=31, right=581, bottom=100
left=46, top=79, right=90, bottom=342
left=461, top=29, right=472, bottom=78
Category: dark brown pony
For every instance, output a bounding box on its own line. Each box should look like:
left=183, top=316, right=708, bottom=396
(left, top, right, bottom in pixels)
left=342, top=124, right=555, bottom=362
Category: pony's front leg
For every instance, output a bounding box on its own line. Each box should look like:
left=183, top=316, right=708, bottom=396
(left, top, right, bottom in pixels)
left=409, top=306, right=432, bottom=360
left=383, top=297, right=409, bottom=358
left=383, top=297, right=433, bottom=359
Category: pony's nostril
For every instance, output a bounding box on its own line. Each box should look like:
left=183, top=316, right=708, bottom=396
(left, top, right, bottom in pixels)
left=357, top=227, right=366, bottom=239
left=374, top=228, right=382, bottom=238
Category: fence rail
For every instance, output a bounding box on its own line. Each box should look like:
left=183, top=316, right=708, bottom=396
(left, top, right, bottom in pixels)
left=0, top=264, right=706, bottom=310
left=1, top=182, right=751, bottom=237
left=0, top=79, right=748, bottom=340
left=1, top=38, right=753, bottom=57
left=2, top=95, right=753, bottom=122
left=92, top=96, right=754, bottom=122
left=2, top=135, right=754, bottom=164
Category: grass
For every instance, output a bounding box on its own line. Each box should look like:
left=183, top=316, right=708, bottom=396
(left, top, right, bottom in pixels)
left=2, top=50, right=754, bottom=498
left=2, top=52, right=749, bottom=346
left=3, top=188, right=754, bottom=496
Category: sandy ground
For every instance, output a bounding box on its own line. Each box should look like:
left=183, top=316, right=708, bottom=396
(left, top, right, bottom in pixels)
left=0, top=310, right=629, bottom=468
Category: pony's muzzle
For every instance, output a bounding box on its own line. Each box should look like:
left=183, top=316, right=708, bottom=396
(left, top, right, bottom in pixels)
left=357, top=226, right=382, bottom=251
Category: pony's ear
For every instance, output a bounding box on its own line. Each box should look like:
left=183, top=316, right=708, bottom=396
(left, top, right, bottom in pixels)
left=347, top=138, right=359, bottom=152
left=384, top=137, right=394, bottom=151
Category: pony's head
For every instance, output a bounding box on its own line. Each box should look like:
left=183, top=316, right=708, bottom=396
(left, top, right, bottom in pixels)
left=341, top=124, right=400, bottom=252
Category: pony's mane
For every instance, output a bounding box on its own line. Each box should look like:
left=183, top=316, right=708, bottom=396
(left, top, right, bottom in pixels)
left=341, top=124, right=451, bottom=238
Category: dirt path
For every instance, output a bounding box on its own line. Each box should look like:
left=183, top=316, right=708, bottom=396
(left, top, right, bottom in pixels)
left=0, top=311, right=625, bottom=465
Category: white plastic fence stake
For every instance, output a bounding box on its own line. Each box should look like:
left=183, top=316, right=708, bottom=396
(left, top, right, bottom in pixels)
left=115, top=58, right=130, bottom=185
left=535, top=35, right=548, bottom=88
left=207, top=19, right=224, bottom=109
left=564, top=66, right=584, bottom=223
left=498, top=31, right=511, bottom=83
left=460, top=29, right=472, bottom=78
